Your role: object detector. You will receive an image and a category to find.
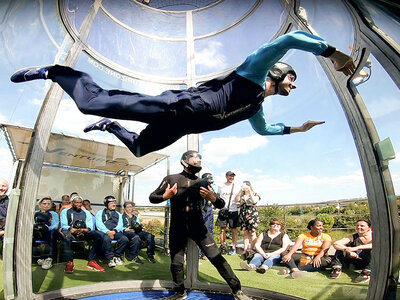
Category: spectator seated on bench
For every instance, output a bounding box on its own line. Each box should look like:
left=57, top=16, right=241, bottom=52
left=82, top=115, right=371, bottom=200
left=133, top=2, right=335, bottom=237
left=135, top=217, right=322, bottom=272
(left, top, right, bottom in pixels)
left=96, top=195, right=129, bottom=268
left=33, top=197, right=60, bottom=270
left=122, top=201, right=156, bottom=264
left=60, top=195, right=105, bottom=273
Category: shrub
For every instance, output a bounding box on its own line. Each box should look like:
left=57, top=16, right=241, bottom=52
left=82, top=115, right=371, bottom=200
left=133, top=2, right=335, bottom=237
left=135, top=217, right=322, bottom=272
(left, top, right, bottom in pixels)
left=316, top=213, right=334, bottom=228
left=145, top=219, right=164, bottom=237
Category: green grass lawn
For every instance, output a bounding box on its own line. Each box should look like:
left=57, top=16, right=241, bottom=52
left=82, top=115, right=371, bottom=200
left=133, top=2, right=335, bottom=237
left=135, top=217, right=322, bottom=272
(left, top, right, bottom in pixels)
left=199, top=255, right=370, bottom=300
left=0, top=251, right=399, bottom=300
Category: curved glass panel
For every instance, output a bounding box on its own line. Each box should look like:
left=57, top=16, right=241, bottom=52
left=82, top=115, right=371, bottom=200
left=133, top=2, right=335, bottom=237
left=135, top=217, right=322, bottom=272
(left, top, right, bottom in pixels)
left=352, top=0, right=400, bottom=47
left=0, top=0, right=70, bottom=129
left=198, top=36, right=369, bottom=297
left=101, top=0, right=187, bottom=38
left=52, top=52, right=186, bottom=144
left=65, top=0, right=94, bottom=32
left=354, top=54, right=400, bottom=194
left=194, top=0, right=284, bottom=75
left=298, top=0, right=354, bottom=54
left=136, top=0, right=220, bottom=11
left=87, top=9, right=187, bottom=77
left=1, top=0, right=394, bottom=299
left=193, top=0, right=257, bottom=36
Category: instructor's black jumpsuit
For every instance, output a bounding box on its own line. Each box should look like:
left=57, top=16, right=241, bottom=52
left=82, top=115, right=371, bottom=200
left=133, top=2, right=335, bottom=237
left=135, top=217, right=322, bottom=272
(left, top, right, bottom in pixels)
left=149, top=171, right=242, bottom=294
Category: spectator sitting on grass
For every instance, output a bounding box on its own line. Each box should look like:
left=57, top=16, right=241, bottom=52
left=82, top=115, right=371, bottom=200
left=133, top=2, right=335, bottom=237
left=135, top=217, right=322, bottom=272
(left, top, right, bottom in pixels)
left=330, top=219, right=372, bottom=283
left=240, top=218, right=290, bottom=273
left=282, top=219, right=332, bottom=279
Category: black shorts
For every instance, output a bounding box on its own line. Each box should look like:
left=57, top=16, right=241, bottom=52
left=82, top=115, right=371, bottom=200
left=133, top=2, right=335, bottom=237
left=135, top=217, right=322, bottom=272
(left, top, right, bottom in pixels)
left=215, top=211, right=239, bottom=228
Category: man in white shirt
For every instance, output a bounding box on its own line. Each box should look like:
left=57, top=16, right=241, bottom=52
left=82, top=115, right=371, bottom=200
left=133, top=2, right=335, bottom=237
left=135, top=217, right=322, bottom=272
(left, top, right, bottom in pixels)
left=216, top=171, right=241, bottom=255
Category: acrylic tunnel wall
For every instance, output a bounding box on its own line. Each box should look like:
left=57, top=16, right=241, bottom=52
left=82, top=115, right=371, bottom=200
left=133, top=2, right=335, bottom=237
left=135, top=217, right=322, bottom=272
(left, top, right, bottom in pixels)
left=0, top=0, right=398, bottom=300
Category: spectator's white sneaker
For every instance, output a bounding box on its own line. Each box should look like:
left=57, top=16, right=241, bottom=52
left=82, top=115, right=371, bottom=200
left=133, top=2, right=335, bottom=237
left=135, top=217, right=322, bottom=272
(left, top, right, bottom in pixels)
left=108, top=259, right=116, bottom=268
left=113, top=256, right=124, bottom=266
left=41, top=258, right=53, bottom=270
left=37, top=259, right=45, bottom=266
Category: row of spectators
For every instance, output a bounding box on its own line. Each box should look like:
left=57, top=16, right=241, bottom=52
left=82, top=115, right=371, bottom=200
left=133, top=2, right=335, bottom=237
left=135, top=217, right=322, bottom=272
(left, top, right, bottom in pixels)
left=239, top=218, right=372, bottom=283
left=33, top=194, right=156, bottom=273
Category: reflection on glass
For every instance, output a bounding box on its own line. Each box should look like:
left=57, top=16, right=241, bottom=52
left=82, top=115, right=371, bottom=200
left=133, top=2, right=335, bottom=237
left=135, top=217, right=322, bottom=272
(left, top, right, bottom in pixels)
left=195, top=0, right=284, bottom=75
left=354, top=54, right=400, bottom=195
left=87, top=9, right=187, bottom=77
left=351, top=0, right=400, bottom=48
left=297, top=0, right=354, bottom=54
left=193, top=0, right=257, bottom=36
left=65, top=0, right=94, bottom=33
left=352, top=58, right=372, bottom=86
left=101, top=0, right=187, bottom=38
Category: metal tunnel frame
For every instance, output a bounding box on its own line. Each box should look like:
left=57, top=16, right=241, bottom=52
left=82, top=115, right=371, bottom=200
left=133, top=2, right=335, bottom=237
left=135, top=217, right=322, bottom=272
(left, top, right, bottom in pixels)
left=4, top=0, right=398, bottom=299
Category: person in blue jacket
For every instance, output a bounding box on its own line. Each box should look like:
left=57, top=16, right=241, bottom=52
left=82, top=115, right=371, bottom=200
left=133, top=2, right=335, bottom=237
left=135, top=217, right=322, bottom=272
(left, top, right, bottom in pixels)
left=33, top=197, right=59, bottom=270
left=60, top=195, right=106, bottom=273
left=10, top=31, right=355, bottom=157
left=95, top=195, right=129, bottom=268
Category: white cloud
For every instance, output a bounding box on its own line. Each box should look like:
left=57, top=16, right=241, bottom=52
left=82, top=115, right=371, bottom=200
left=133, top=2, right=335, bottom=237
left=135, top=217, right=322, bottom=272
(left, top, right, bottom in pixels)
left=367, top=96, right=400, bottom=119
left=195, top=41, right=227, bottom=69
left=296, top=170, right=364, bottom=186
left=0, top=113, right=6, bottom=123
left=29, top=98, right=43, bottom=106
left=203, top=135, right=268, bottom=166
left=52, top=99, right=148, bottom=145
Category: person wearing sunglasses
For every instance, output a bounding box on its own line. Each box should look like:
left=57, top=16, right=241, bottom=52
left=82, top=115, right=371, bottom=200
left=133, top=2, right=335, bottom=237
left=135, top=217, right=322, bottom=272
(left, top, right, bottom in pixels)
left=240, top=218, right=290, bottom=274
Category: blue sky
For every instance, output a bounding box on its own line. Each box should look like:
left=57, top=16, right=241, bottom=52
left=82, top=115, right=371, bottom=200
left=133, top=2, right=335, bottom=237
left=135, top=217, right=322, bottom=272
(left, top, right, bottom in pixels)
left=0, top=1, right=398, bottom=206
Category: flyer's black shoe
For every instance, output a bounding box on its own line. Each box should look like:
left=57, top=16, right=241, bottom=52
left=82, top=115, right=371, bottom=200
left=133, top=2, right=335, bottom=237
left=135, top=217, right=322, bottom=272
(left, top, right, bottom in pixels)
left=10, top=66, right=51, bottom=83
left=83, top=118, right=112, bottom=133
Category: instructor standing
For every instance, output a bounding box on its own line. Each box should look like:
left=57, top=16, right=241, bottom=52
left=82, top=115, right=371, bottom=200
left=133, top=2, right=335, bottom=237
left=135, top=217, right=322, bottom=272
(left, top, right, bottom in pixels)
left=149, top=151, right=251, bottom=300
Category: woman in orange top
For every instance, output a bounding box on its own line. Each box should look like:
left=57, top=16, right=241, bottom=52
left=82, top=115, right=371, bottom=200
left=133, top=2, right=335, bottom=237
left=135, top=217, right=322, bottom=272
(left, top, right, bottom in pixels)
left=282, top=219, right=332, bottom=278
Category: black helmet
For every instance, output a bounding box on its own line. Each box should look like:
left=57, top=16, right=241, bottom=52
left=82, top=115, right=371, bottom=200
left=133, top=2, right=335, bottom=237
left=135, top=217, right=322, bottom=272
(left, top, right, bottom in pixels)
left=181, top=150, right=202, bottom=174
left=201, top=173, right=212, bottom=180
left=201, top=172, right=214, bottom=185
left=268, top=62, right=297, bottom=82
left=104, top=195, right=116, bottom=207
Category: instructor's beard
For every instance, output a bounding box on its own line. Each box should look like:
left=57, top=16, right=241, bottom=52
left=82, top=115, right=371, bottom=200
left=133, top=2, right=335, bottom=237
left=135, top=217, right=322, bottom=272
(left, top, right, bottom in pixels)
left=0, top=194, right=6, bottom=200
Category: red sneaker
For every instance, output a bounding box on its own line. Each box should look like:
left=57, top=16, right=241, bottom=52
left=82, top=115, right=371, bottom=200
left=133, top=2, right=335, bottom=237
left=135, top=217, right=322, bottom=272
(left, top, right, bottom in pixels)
left=87, top=260, right=105, bottom=272
left=64, top=261, right=74, bottom=274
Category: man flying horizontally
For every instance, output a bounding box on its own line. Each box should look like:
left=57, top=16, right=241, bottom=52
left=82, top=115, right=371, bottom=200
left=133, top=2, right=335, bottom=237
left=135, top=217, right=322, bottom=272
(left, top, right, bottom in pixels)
left=11, top=30, right=355, bottom=157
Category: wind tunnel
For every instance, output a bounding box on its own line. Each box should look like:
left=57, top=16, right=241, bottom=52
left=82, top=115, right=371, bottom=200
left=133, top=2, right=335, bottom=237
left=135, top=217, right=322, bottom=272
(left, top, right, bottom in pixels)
left=0, top=0, right=399, bottom=299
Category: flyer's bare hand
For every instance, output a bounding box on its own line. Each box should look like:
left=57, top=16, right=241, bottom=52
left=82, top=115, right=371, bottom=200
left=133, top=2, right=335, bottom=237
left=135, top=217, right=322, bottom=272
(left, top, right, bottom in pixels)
left=301, top=120, right=325, bottom=132
left=329, top=50, right=356, bottom=76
